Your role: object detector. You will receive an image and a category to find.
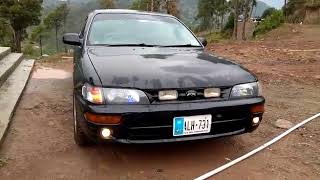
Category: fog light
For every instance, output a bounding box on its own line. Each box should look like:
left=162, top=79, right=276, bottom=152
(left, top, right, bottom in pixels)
left=158, top=90, right=178, bottom=101
left=101, top=128, right=112, bottom=139
left=252, top=117, right=260, bottom=124
left=204, top=88, right=221, bottom=98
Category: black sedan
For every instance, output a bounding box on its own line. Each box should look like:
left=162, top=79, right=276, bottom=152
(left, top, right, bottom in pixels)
left=63, top=9, right=265, bottom=146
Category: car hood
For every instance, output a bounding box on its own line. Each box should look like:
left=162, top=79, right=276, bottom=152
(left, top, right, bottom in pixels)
left=87, top=47, right=256, bottom=89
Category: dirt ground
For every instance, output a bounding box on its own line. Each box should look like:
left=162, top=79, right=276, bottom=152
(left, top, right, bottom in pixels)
left=0, top=24, right=319, bottom=180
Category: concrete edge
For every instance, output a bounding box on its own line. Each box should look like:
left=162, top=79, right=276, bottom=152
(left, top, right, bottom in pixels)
left=0, top=53, right=24, bottom=88
left=0, top=59, right=35, bottom=147
left=0, top=47, right=11, bottom=61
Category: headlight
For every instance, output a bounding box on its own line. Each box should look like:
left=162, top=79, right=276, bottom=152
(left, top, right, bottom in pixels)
left=103, top=88, right=149, bottom=104
left=230, top=82, right=261, bottom=98
left=82, top=83, right=149, bottom=104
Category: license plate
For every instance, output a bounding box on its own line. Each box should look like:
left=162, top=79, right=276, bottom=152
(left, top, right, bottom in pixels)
left=173, top=115, right=212, bottom=136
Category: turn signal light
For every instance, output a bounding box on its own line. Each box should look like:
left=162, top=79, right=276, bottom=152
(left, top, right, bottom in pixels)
left=84, top=112, right=121, bottom=124
left=250, top=104, right=265, bottom=113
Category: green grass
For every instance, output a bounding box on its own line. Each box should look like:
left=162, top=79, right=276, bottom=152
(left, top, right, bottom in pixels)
left=197, top=31, right=229, bottom=43
left=0, top=157, right=9, bottom=167
left=205, top=32, right=226, bottom=43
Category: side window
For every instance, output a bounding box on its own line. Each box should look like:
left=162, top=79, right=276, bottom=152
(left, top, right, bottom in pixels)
left=79, top=17, right=88, bottom=39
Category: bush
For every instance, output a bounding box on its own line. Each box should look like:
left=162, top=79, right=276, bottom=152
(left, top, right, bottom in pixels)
left=253, top=10, right=284, bottom=37
left=22, top=42, right=39, bottom=58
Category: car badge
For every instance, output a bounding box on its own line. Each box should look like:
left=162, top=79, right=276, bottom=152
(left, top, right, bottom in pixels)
left=186, top=90, right=197, bottom=97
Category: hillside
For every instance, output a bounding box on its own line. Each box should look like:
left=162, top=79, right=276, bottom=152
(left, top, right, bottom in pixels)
left=40, top=0, right=271, bottom=53
left=252, top=1, right=271, bottom=17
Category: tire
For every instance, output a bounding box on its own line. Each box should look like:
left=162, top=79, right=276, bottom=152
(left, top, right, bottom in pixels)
left=73, top=95, right=92, bottom=146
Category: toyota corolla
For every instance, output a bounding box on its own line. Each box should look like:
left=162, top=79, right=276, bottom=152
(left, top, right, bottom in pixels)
left=63, top=9, right=265, bottom=146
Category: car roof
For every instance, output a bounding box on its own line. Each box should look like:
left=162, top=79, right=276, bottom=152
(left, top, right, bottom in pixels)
left=91, top=9, right=175, bottom=18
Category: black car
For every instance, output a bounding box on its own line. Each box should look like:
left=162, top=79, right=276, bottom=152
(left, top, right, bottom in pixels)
left=63, top=9, right=265, bottom=146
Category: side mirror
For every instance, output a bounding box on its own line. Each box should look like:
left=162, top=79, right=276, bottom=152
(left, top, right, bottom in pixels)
left=198, top=37, right=208, bottom=47
left=63, top=33, right=81, bottom=46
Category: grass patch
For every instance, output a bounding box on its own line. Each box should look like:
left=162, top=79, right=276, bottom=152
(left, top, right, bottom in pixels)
left=0, top=157, right=9, bottom=167
left=205, top=32, right=226, bottom=43
left=37, top=53, right=72, bottom=63
left=197, top=31, right=229, bottom=43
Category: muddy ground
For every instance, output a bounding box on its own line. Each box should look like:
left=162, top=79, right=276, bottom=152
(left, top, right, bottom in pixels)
left=0, top=24, right=319, bottom=180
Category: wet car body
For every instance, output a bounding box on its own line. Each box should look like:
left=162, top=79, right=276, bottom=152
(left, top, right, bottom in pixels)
left=64, top=9, right=265, bottom=146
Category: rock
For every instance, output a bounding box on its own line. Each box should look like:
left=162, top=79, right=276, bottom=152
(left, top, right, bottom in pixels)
left=48, top=121, right=55, bottom=126
left=156, top=168, right=164, bottom=173
left=273, top=119, right=294, bottom=129
left=314, top=75, right=320, bottom=80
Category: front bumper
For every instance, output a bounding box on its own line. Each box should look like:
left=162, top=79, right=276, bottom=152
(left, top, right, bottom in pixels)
left=75, top=95, right=265, bottom=144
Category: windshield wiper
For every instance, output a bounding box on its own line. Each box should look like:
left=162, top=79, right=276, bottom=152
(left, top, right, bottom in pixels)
left=99, top=43, right=159, bottom=47
left=162, top=44, right=202, bottom=47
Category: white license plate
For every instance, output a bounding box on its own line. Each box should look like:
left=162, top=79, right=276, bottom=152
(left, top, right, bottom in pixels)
left=173, top=115, right=212, bottom=136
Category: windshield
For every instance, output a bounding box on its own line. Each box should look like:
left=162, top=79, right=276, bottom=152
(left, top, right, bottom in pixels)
left=87, top=13, right=201, bottom=47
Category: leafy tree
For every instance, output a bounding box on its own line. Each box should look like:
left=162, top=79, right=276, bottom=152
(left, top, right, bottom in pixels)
left=262, top=7, right=277, bottom=18
left=197, top=0, right=229, bottom=32
left=44, top=3, right=69, bottom=52
left=100, top=0, right=114, bottom=9
left=0, top=0, right=43, bottom=52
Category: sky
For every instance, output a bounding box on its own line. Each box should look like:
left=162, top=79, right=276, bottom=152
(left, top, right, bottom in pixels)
left=261, top=0, right=285, bottom=9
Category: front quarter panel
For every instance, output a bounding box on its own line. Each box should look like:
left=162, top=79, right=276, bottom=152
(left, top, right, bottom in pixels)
left=73, top=47, right=102, bottom=98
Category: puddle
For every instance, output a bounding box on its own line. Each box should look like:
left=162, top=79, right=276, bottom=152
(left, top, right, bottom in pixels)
left=32, top=67, right=72, bottom=79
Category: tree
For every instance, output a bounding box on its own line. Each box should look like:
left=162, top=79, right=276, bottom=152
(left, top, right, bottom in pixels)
left=262, top=7, right=277, bottom=18
left=242, top=0, right=256, bottom=40
left=100, top=0, right=114, bottom=9
left=44, top=3, right=69, bottom=52
left=130, top=0, right=161, bottom=12
left=0, top=0, right=43, bottom=52
left=197, top=0, right=229, bottom=32
left=0, top=18, right=14, bottom=48
left=166, top=0, right=180, bottom=18
left=231, top=0, right=240, bottom=40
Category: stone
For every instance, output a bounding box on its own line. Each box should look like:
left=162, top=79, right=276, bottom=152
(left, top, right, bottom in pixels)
left=273, top=119, right=294, bottom=129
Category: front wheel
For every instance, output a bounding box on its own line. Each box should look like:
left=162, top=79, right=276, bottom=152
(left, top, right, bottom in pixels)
left=73, top=95, right=92, bottom=146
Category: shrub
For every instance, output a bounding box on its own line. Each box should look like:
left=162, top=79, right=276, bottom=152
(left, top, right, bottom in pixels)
left=22, top=42, right=39, bottom=58
left=221, top=14, right=235, bottom=38
left=253, top=10, right=284, bottom=37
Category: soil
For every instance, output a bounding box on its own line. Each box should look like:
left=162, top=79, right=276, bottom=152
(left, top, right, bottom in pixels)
left=0, top=24, right=319, bottom=180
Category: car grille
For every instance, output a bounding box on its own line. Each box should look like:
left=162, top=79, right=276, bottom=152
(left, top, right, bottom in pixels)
left=121, top=106, right=251, bottom=140
left=144, top=87, right=231, bottom=103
